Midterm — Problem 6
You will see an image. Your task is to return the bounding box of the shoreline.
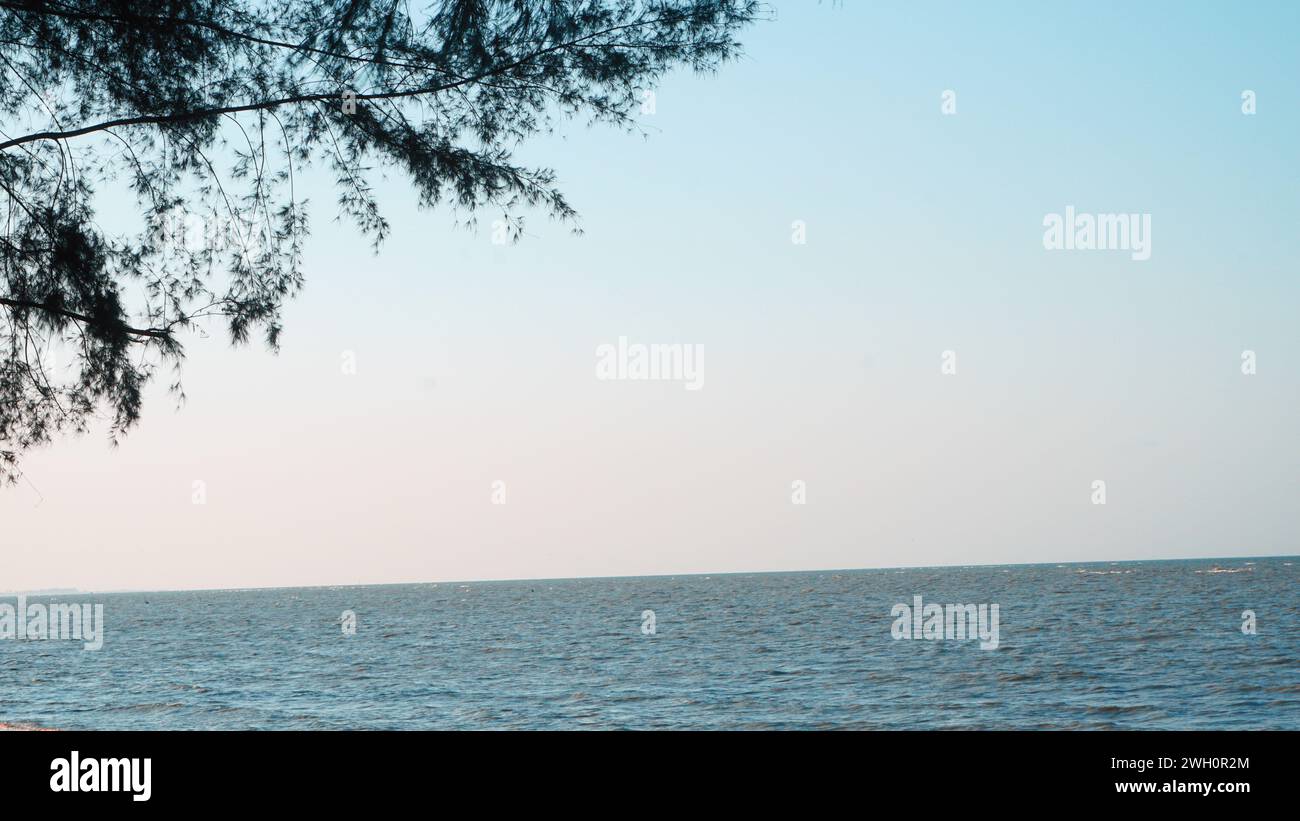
[0,722,54,731]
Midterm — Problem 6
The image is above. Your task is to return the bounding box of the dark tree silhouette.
[0,0,761,480]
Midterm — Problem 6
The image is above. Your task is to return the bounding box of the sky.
[4,1,1299,591]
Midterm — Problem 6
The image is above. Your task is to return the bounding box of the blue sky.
[4,1,1298,590]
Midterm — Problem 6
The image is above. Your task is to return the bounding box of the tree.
[0,0,761,480]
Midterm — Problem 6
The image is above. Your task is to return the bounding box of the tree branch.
[0,6,726,152]
[0,296,171,339]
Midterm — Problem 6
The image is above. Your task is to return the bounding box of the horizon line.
[6,551,1294,597]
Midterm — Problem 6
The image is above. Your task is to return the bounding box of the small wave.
[1053,669,1090,680]
[105,702,185,714]
[1085,704,1153,715]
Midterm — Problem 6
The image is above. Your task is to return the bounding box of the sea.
[1,557,1296,730]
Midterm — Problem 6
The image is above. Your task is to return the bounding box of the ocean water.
[2,558,1296,730]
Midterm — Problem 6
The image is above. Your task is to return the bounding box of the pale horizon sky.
[4,1,1299,591]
